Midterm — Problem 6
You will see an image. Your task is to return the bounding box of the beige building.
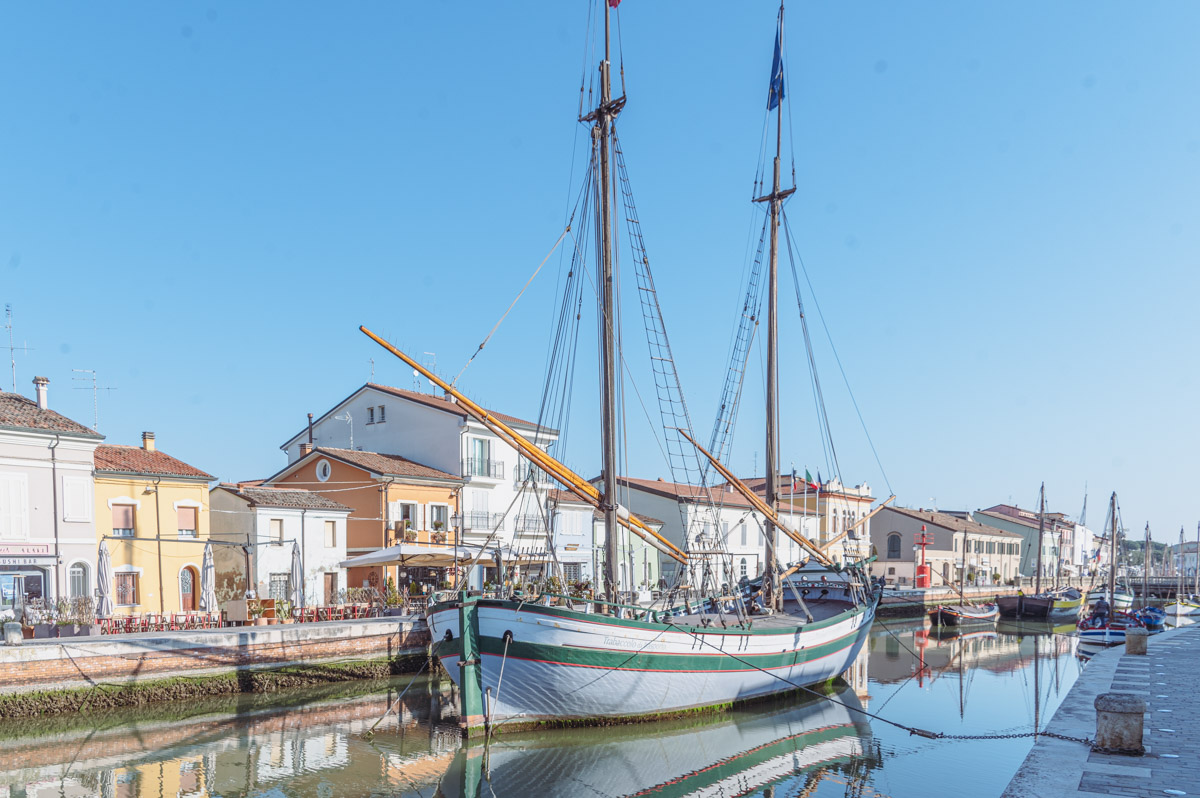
[868,506,1023,588]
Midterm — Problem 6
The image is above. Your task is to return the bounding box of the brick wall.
[0,618,432,695]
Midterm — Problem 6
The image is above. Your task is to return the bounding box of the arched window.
[739,558,748,579]
[886,533,901,559]
[68,562,90,599]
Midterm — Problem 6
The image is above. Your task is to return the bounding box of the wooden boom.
[361,326,688,564]
[678,429,834,568]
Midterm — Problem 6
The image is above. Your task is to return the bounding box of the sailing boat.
[364,1,877,734]
[1163,521,1200,615]
[1078,492,1144,645]
[997,484,1082,618]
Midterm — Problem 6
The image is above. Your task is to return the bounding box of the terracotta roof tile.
[885,506,1023,538]
[0,392,102,438]
[314,447,460,481]
[364,383,553,432]
[95,444,213,480]
[218,484,350,512]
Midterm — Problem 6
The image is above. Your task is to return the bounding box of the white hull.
[1087,590,1133,611]
[1164,600,1200,616]
[1078,628,1126,646]
[428,599,874,724]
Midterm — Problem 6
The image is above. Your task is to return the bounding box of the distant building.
[0,378,103,609]
[94,432,214,615]
[209,483,351,606]
[545,489,595,587]
[868,506,1022,587]
[1172,540,1199,582]
[277,383,557,588]
[265,446,462,593]
[974,504,1076,579]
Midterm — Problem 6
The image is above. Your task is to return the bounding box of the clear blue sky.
[3,2,1197,544]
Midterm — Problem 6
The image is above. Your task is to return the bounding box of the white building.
[209,484,351,607]
[0,378,103,610]
[546,489,595,587]
[279,383,559,589]
[592,476,822,590]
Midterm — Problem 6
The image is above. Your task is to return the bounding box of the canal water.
[0,616,1170,798]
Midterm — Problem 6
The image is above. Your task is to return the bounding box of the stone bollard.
[3,622,22,646]
[1093,693,1145,754]
[1125,628,1149,655]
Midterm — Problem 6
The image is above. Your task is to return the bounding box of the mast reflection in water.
[0,619,1090,798]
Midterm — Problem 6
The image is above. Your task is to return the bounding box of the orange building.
[266,446,462,592]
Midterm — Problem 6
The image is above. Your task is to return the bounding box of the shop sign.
[0,557,55,567]
[0,543,51,557]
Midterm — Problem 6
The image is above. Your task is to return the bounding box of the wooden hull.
[929,604,999,627]
[996,594,1052,618]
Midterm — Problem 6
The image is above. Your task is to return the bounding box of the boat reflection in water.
[439,687,879,798]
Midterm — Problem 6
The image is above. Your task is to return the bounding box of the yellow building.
[93,432,214,615]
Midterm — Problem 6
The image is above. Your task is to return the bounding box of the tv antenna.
[72,369,117,430]
[4,304,33,392]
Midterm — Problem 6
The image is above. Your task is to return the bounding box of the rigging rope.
[451,226,571,389]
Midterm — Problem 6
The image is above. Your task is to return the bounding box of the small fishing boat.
[1163,596,1200,615]
[1077,611,1144,646]
[1047,586,1084,617]
[1087,587,1133,611]
[930,603,999,627]
[1132,606,1165,631]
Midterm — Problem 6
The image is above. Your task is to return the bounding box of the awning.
[340,544,479,569]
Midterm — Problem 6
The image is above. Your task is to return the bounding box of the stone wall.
[0,618,431,695]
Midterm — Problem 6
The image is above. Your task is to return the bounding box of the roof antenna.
[72,368,116,431]
[5,304,33,392]
[369,358,375,379]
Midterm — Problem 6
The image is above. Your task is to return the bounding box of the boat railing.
[539,593,715,623]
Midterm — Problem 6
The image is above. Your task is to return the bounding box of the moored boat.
[1087,587,1133,611]
[1163,596,1200,615]
[1077,611,1143,646]
[929,603,999,627]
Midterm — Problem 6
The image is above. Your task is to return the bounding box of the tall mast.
[593,0,621,606]
[1108,493,1117,600]
[1194,521,1199,596]
[1143,523,1150,609]
[1178,526,1184,600]
[755,2,793,611]
[960,525,967,597]
[1035,483,1045,594]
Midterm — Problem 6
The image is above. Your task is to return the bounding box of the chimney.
[299,443,312,457]
[142,431,156,452]
[307,413,314,445]
[32,376,49,410]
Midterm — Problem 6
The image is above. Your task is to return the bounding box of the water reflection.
[0,617,1118,798]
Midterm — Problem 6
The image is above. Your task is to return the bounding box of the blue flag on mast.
[767,17,785,110]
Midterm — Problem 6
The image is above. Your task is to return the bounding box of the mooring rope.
[364,638,443,737]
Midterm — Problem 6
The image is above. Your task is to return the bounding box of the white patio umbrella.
[290,541,305,609]
[95,540,114,618]
[199,541,218,612]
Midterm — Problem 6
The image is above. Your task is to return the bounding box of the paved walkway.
[1003,622,1200,798]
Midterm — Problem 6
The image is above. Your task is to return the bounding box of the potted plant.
[278,600,293,624]
[249,602,268,626]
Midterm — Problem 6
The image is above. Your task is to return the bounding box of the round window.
[316,459,332,482]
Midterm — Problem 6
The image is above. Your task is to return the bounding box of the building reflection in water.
[0,617,1091,798]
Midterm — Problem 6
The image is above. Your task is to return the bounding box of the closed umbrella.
[96,541,114,618]
[290,541,305,609]
[199,541,217,612]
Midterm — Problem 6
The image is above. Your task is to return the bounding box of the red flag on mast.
[609,0,622,7]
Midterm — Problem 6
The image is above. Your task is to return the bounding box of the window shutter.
[0,475,11,540]
[177,507,198,531]
[387,501,402,523]
[62,476,91,522]
[112,504,135,530]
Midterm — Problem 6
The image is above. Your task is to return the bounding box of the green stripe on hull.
[630,724,855,798]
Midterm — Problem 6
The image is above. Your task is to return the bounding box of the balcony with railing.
[514,514,549,535]
[463,457,504,480]
[513,461,555,486]
[454,511,506,532]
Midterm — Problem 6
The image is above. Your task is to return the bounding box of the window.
[367,407,375,424]
[740,558,748,579]
[112,505,136,537]
[177,506,198,539]
[562,563,582,583]
[377,405,385,423]
[115,573,139,605]
[0,472,30,540]
[269,573,290,601]
[429,504,449,533]
[324,520,337,548]
[953,538,958,552]
[399,502,418,530]
[316,459,332,482]
[886,533,901,559]
[722,522,730,543]
[740,523,747,547]
[270,518,283,543]
[69,562,89,599]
